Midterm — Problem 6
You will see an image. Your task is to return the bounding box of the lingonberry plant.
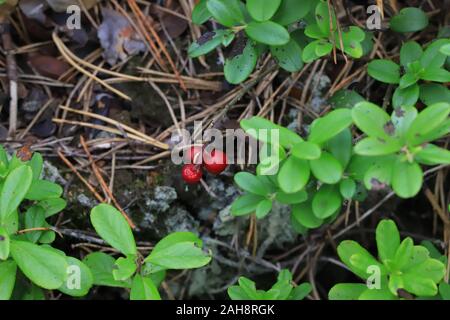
[230,101,450,232]
[329,219,446,300]
[181,146,228,184]
[84,204,212,299]
[0,146,91,299]
[188,0,371,84]
[228,269,311,300]
[368,39,450,108]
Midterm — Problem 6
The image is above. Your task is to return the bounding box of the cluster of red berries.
[181,146,228,184]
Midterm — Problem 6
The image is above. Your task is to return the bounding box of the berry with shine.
[203,149,228,174]
[182,164,202,184]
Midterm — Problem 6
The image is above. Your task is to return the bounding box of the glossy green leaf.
[245,21,290,46]
[272,0,313,25]
[339,179,356,199]
[0,227,9,260]
[234,172,270,196]
[255,199,272,219]
[421,68,450,83]
[231,194,264,216]
[10,240,67,289]
[25,180,63,201]
[0,260,16,300]
[392,84,419,108]
[192,0,212,25]
[352,102,392,139]
[224,38,257,84]
[130,274,161,300]
[277,157,310,194]
[275,190,308,204]
[0,165,32,223]
[308,109,352,144]
[292,201,323,229]
[406,102,450,146]
[415,144,450,165]
[90,204,137,256]
[271,39,303,72]
[24,206,45,243]
[246,0,281,21]
[337,240,381,280]
[419,83,450,106]
[206,0,244,27]
[367,59,400,84]
[326,128,353,168]
[376,219,400,264]
[189,30,231,58]
[291,141,321,160]
[391,159,423,198]
[315,1,336,37]
[354,137,402,156]
[83,252,130,288]
[312,184,341,219]
[400,41,423,68]
[420,39,450,69]
[39,198,67,218]
[113,255,137,281]
[390,7,428,33]
[59,257,94,297]
[310,152,343,184]
[328,283,366,300]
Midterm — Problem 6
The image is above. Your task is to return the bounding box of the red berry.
[182,164,202,184]
[203,149,228,174]
[184,145,203,164]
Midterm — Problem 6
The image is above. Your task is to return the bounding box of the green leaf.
[90,204,136,256]
[28,153,43,180]
[314,40,333,57]
[240,116,303,148]
[326,128,353,168]
[376,219,400,265]
[308,109,352,144]
[189,30,231,58]
[113,255,137,281]
[339,179,356,199]
[39,198,67,218]
[328,283,367,300]
[391,106,418,140]
[145,232,211,270]
[401,273,438,297]
[24,206,46,243]
[400,41,423,68]
[415,144,450,165]
[0,165,32,223]
[339,26,365,58]
[272,0,313,25]
[352,101,392,139]
[277,157,310,194]
[130,274,161,300]
[234,172,270,196]
[367,59,400,84]
[363,155,395,191]
[59,257,94,297]
[231,194,264,216]
[391,159,423,198]
[406,102,450,146]
[419,83,450,105]
[329,89,366,109]
[302,40,320,63]
[0,260,16,300]
[255,199,272,219]
[290,283,312,300]
[0,227,9,260]
[315,1,337,37]
[224,38,257,84]
[399,72,419,89]
[10,240,67,289]
[439,283,450,300]
[192,0,211,25]
[246,0,281,21]
[354,137,402,156]
[292,201,323,229]
[421,68,450,83]
[393,237,414,270]
[312,184,341,219]
[337,240,382,280]
[271,39,304,72]
[245,21,290,46]
[206,0,244,27]
[275,190,308,204]
[420,39,450,69]
[291,141,321,160]
[310,152,343,184]
[25,180,63,201]
[83,252,130,288]
[390,7,428,33]
[392,84,419,108]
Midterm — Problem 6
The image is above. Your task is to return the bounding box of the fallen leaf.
[28,54,71,79]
